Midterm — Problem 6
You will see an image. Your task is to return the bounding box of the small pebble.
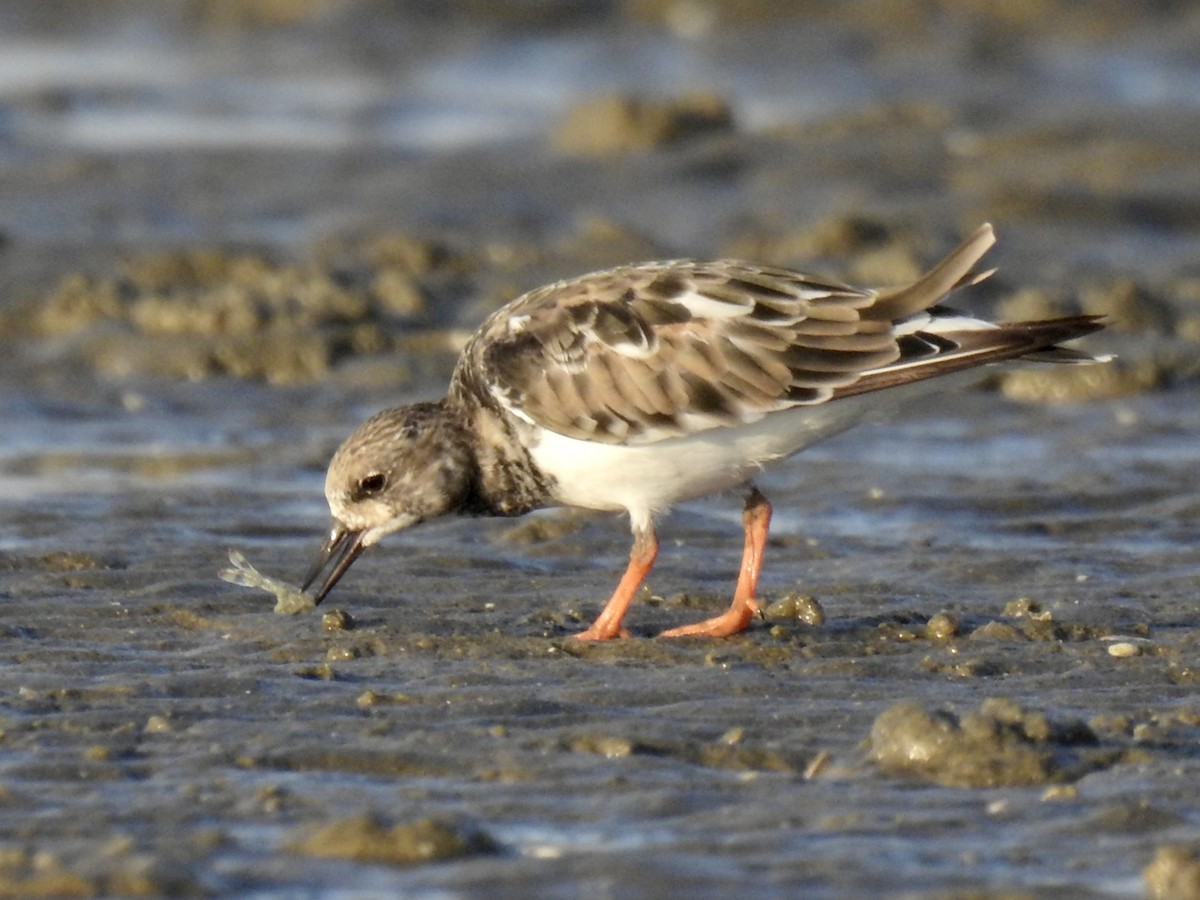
[718,727,745,746]
[1107,642,1141,658]
[764,593,825,626]
[926,612,960,641]
[322,609,354,631]
[1042,784,1078,801]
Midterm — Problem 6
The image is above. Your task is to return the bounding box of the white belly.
[526,370,987,530]
[527,397,875,529]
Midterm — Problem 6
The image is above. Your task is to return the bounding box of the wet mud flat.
[0,1,1199,896]
[1,386,1198,896]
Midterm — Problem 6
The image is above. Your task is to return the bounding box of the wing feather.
[450,226,1101,446]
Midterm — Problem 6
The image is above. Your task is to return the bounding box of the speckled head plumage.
[302,401,477,604]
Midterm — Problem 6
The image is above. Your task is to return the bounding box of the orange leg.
[573,526,659,641]
[660,487,771,638]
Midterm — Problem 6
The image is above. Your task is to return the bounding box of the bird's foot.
[571,624,632,642]
[659,599,759,639]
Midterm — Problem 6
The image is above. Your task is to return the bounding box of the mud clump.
[722,213,902,270]
[0,552,119,573]
[870,698,1101,787]
[763,593,825,627]
[287,813,499,866]
[998,357,1160,403]
[925,612,960,642]
[321,608,355,632]
[566,729,802,773]
[1144,845,1200,900]
[15,234,467,384]
[0,850,91,900]
[995,274,1200,402]
[553,92,734,157]
[0,843,204,898]
[1080,278,1177,335]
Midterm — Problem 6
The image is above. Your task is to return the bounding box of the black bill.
[302,525,366,605]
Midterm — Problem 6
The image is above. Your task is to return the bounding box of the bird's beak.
[302,524,366,605]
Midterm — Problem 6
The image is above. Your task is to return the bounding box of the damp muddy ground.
[1,2,1199,897]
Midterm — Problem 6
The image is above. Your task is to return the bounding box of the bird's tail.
[866,223,997,322]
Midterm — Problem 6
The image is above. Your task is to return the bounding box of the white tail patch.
[895,311,998,337]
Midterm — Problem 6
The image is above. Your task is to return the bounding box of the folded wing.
[457,224,1101,445]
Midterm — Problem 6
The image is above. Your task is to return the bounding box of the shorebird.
[301,223,1103,640]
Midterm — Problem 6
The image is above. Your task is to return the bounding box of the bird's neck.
[443,391,555,518]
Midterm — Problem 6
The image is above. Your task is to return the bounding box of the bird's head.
[301,402,474,604]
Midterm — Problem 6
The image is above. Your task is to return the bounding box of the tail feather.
[866,223,997,322]
[834,314,1107,400]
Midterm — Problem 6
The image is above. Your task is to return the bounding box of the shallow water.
[0,3,1198,897]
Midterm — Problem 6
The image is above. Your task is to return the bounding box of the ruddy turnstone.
[302,223,1104,640]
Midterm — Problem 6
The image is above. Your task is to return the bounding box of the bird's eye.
[355,472,388,498]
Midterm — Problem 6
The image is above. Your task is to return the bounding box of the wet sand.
[0,2,1198,896]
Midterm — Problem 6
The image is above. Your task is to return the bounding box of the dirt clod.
[870,699,1101,788]
[288,813,499,866]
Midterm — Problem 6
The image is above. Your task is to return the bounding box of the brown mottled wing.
[458,225,997,445]
[456,261,881,445]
